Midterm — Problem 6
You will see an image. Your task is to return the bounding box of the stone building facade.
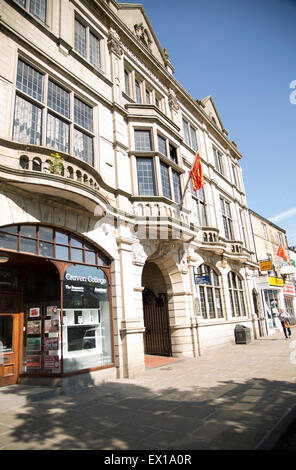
[0,0,260,387]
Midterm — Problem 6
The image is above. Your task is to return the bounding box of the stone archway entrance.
[142,262,171,357]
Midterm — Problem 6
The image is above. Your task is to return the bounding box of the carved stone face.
[134,23,152,50]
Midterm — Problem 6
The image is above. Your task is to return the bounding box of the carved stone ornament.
[178,248,188,274]
[168,88,179,112]
[132,242,147,266]
[134,23,152,51]
[216,258,229,270]
[108,28,123,57]
[149,241,176,261]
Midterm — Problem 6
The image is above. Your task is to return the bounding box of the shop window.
[62,264,112,372]
[23,264,61,375]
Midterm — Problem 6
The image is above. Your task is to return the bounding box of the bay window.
[136,158,156,196]
[13,59,94,166]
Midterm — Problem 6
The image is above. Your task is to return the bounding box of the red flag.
[277,244,291,265]
[190,152,205,191]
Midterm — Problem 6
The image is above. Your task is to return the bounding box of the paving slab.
[0,330,296,450]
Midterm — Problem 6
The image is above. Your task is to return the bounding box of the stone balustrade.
[19,153,100,190]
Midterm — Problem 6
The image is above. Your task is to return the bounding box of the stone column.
[116,236,145,378]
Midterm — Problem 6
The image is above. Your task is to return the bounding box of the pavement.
[1,329,296,451]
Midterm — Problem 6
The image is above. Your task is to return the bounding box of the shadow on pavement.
[1,375,296,450]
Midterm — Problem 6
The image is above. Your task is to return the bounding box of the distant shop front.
[255,275,284,335]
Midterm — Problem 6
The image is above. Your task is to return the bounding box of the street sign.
[194,274,210,285]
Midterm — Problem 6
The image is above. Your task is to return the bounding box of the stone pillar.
[116,236,145,378]
[216,259,232,320]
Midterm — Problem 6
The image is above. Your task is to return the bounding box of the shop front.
[0,224,114,387]
[283,283,296,325]
[255,275,284,335]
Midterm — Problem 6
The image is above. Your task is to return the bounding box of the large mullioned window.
[194,264,223,319]
[74,19,102,71]
[13,59,94,166]
[228,272,246,317]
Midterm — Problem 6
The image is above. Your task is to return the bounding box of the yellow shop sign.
[268,276,284,287]
[260,260,273,271]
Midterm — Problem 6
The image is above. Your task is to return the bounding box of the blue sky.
[120,0,296,245]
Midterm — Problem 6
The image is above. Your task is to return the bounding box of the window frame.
[190,180,208,226]
[194,264,224,320]
[14,0,47,24]
[0,224,110,266]
[220,197,234,240]
[182,118,198,151]
[262,223,268,240]
[136,157,156,196]
[213,146,224,175]
[228,271,246,317]
[157,134,181,202]
[74,17,103,72]
[13,58,95,166]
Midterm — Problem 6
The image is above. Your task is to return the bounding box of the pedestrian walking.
[278,308,292,339]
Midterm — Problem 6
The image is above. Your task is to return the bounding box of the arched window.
[0,224,110,267]
[228,271,246,317]
[194,264,223,319]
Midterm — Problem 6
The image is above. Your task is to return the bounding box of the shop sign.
[260,260,273,271]
[283,284,295,297]
[65,273,107,285]
[194,274,211,285]
[268,276,284,287]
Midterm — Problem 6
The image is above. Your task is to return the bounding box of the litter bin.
[234,324,251,344]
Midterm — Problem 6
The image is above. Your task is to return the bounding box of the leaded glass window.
[136,158,155,196]
[135,130,152,151]
[194,264,223,319]
[228,272,246,317]
[160,162,171,199]
[13,96,42,145]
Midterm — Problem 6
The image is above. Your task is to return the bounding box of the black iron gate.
[142,288,171,356]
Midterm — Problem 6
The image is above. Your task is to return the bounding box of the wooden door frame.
[0,311,24,386]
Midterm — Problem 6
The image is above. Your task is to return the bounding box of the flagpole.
[179,172,191,208]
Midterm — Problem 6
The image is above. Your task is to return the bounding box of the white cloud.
[269,207,296,223]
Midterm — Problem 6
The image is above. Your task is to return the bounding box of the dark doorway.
[142,262,171,357]
[142,288,171,356]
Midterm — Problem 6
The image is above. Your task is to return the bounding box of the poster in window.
[27,355,41,368]
[44,355,59,370]
[27,321,41,335]
[29,307,40,318]
[74,310,83,324]
[44,337,59,351]
[27,337,41,351]
[47,306,57,316]
[44,319,59,333]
